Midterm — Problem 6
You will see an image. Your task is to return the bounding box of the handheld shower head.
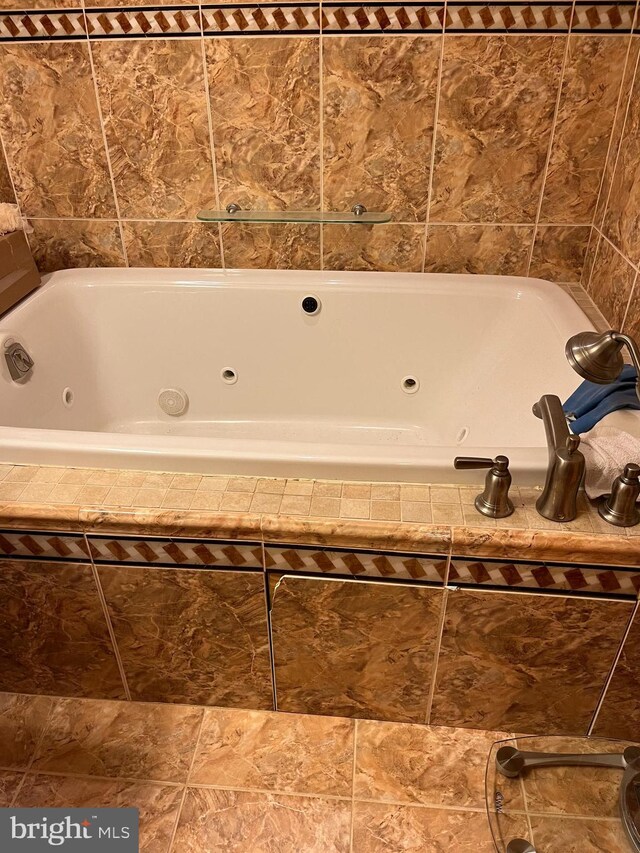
[565,330,640,401]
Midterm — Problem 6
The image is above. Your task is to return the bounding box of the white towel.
[578,412,640,497]
[0,203,30,236]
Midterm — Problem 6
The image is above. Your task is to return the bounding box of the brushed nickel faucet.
[532,394,585,522]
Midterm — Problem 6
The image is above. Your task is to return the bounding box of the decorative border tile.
[86,535,263,568]
[449,557,640,598]
[0,0,633,40]
[321,2,444,32]
[444,1,572,31]
[0,530,90,561]
[85,6,202,38]
[202,3,320,33]
[264,543,448,581]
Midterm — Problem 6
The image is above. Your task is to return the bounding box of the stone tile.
[371,501,401,522]
[124,221,221,269]
[355,720,513,809]
[271,575,443,722]
[191,708,354,796]
[32,698,203,782]
[222,223,321,270]
[93,40,216,219]
[283,480,314,496]
[0,560,125,700]
[250,493,283,513]
[528,814,630,852]
[530,226,590,282]
[541,36,628,224]
[98,566,272,707]
[401,502,432,523]
[0,43,115,217]
[0,771,23,807]
[280,496,312,516]
[432,36,563,222]
[586,236,636,327]
[340,499,370,519]
[0,694,53,770]
[352,802,495,852]
[323,36,439,221]
[174,787,351,853]
[17,774,183,853]
[593,607,640,741]
[206,37,320,211]
[370,484,400,501]
[29,220,125,274]
[310,497,341,517]
[431,589,633,734]
[424,225,533,276]
[323,224,425,273]
[0,144,14,204]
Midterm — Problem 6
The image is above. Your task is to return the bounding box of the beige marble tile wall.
[0,2,636,279]
[583,24,640,337]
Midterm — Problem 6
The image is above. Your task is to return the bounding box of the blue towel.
[563,365,640,434]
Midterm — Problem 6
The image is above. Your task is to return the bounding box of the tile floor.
[0,692,633,852]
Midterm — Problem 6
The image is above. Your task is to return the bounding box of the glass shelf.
[197,205,391,224]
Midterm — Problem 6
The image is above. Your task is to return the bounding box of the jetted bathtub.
[0,268,593,484]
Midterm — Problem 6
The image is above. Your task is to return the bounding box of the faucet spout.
[532,394,585,522]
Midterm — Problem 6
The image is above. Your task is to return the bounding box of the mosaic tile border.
[86,535,264,568]
[264,543,448,581]
[0,529,90,562]
[449,556,640,598]
[0,0,635,40]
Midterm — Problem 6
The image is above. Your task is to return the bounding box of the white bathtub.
[0,268,593,485]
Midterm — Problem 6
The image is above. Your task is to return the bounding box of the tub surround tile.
[202,4,321,34]
[430,589,633,734]
[593,605,640,741]
[352,802,495,853]
[623,283,640,341]
[322,224,425,273]
[321,3,444,32]
[79,508,263,539]
[0,0,80,7]
[540,36,628,224]
[93,40,216,220]
[31,697,203,782]
[431,36,564,223]
[586,235,637,328]
[190,707,354,795]
[16,774,183,853]
[174,787,351,853]
[0,146,14,204]
[206,38,320,212]
[323,36,439,221]
[0,503,82,532]
[0,530,90,562]
[28,219,125,274]
[424,224,533,276]
[354,720,512,809]
[271,575,443,722]
[0,560,126,700]
[264,543,447,582]
[123,221,221,269]
[0,44,115,218]
[97,565,272,707]
[0,694,53,770]
[530,226,590,281]
[222,223,321,270]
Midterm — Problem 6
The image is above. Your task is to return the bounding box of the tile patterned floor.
[0,692,633,852]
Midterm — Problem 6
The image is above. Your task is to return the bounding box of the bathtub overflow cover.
[302,295,320,315]
[402,376,419,394]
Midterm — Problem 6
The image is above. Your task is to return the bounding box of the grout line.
[8,697,58,808]
[349,718,358,853]
[82,1,129,268]
[319,3,325,270]
[621,270,639,331]
[198,3,226,269]
[588,10,639,234]
[263,570,279,711]
[525,14,575,276]
[597,227,640,274]
[420,5,446,273]
[423,585,448,725]
[90,557,132,701]
[166,708,206,853]
[16,768,186,787]
[587,597,638,736]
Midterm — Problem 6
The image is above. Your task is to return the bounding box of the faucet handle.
[453,455,514,518]
[454,455,509,471]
